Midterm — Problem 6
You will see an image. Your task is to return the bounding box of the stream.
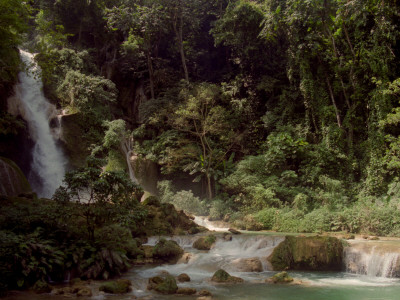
[5,231,400,300]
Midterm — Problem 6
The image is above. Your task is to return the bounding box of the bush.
[209,199,227,220]
[254,208,277,230]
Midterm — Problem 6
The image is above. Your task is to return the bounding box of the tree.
[169,83,237,199]
[53,157,143,240]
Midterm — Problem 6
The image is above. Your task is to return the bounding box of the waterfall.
[344,241,400,277]
[15,50,66,198]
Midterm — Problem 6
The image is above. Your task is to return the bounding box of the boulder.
[199,290,212,296]
[193,235,216,250]
[177,273,191,282]
[76,287,92,297]
[147,273,178,294]
[228,228,240,234]
[268,236,343,271]
[176,287,197,295]
[223,233,232,241]
[99,279,132,294]
[211,269,244,283]
[152,238,184,263]
[32,280,51,294]
[231,257,263,272]
[266,271,294,284]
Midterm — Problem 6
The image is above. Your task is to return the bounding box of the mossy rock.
[142,195,161,207]
[32,280,51,294]
[266,271,294,284]
[177,273,191,282]
[211,269,244,283]
[0,157,31,197]
[268,236,343,271]
[99,279,132,294]
[148,274,178,294]
[152,238,184,262]
[176,287,196,295]
[193,235,216,250]
[59,113,90,168]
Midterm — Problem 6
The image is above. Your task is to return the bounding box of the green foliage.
[0,0,29,88]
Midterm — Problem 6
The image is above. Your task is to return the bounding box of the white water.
[15,50,66,198]
[194,216,231,232]
[344,241,400,277]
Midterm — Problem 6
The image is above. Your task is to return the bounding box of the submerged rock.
[266,271,294,284]
[231,257,263,272]
[99,279,132,294]
[193,235,216,250]
[32,280,51,294]
[177,273,191,282]
[199,290,212,296]
[176,287,196,295]
[211,269,244,283]
[268,236,343,271]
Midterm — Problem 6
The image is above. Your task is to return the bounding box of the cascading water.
[344,241,400,277]
[14,50,66,198]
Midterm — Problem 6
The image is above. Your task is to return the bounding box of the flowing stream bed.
[5,232,400,300]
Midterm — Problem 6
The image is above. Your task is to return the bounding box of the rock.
[142,195,161,207]
[177,273,191,282]
[76,287,92,297]
[228,228,240,234]
[199,290,212,296]
[266,271,294,284]
[268,236,343,271]
[369,236,380,240]
[52,287,73,295]
[231,257,263,272]
[177,253,192,264]
[148,273,178,294]
[32,280,51,294]
[152,238,184,263]
[211,269,244,283]
[197,297,213,300]
[343,234,355,240]
[223,233,232,241]
[176,288,197,295]
[193,235,216,250]
[99,279,132,294]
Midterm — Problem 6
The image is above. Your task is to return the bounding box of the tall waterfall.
[15,50,66,198]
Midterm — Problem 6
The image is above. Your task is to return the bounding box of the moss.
[268,236,343,271]
[99,279,131,294]
[32,280,51,294]
[142,196,161,207]
[154,274,178,294]
[104,150,127,172]
[193,235,216,250]
[152,238,184,262]
[59,113,90,168]
[267,271,294,284]
[211,269,244,283]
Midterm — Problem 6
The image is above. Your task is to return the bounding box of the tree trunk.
[325,77,342,128]
[146,50,155,99]
[173,0,189,81]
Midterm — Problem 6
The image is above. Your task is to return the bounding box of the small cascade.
[345,241,400,277]
[193,216,230,232]
[144,234,284,278]
[13,50,66,198]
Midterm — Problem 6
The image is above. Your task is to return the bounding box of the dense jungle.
[2,0,400,298]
